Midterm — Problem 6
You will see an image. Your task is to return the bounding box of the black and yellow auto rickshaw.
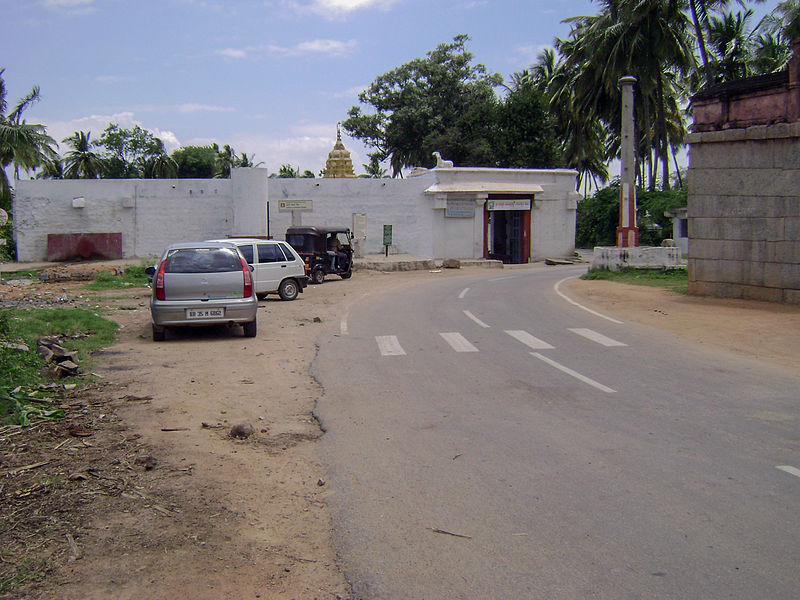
[285,226,353,284]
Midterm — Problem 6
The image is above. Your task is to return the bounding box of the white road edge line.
[463,310,490,328]
[554,276,624,324]
[458,287,470,299]
[440,332,479,353]
[776,465,800,479]
[531,352,617,393]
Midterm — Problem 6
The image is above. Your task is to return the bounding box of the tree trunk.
[691,0,714,86]
[657,74,670,191]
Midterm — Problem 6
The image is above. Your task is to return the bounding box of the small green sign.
[383,224,393,246]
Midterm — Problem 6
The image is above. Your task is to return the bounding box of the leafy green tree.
[493,78,561,168]
[94,123,168,178]
[62,131,104,179]
[171,145,217,178]
[575,182,687,247]
[301,170,315,178]
[0,68,58,209]
[343,34,502,176]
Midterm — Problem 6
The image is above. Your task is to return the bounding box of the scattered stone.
[1,341,29,353]
[230,423,255,439]
[135,455,158,470]
[313,316,322,323]
[68,424,92,437]
[52,360,80,378]
[317,478,326,487]
[442,258,461,269]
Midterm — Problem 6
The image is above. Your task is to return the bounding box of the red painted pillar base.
[616,226,639,248]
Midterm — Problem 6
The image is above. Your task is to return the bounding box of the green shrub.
[576,183,687,248]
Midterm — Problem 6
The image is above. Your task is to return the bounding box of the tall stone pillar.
[617,75,639,247]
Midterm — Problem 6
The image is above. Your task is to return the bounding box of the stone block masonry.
[686,125,800,303]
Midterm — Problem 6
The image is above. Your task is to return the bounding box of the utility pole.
[617,75,639,247]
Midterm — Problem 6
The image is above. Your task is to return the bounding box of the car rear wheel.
[152,323,166,341]
[311,268,325,285]
[242,319,257,337]
[278,279,299,301]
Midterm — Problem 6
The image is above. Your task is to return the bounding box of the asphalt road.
[314,265,800,600]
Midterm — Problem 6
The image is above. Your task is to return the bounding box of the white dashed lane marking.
[440,332,479,353]
[569,328,627,347]
[375,336,406,356]
[505,330,555,350]
[458,287,470,299]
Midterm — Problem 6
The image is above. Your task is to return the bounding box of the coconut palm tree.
[63,131,104,179]
[35,157,64,179]
[707,9,758,80]
[143,152,178,178]
[0,69,58,208]
[560,0,695,190]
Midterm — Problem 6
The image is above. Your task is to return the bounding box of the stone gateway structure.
[686,39,800,304]
[12,164,580,264]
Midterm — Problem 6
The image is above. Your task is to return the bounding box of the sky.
[1,0,781,178]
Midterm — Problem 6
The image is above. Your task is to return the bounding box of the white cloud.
[41,0,96,15]
[290,0,399,20]
[39,112,182,153]
[513,44,551,68]
[134,103,237,114]
[216,48,248,59]
[217,39,357,60]
[292,39,357,56]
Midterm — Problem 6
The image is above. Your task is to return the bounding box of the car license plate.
[186,308,224,319]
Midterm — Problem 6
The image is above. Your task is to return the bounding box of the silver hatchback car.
[146,242,258,341]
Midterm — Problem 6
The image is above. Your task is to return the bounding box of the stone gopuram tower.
[323,124,356,178]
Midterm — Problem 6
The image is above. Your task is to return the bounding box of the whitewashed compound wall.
[13,167,578,262]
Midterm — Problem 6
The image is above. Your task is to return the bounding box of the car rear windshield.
[164,248,242,273]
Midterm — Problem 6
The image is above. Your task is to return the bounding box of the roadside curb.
[353,258,503,272]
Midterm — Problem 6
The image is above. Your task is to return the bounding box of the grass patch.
[83,264,150,291]
[0,308,118,425]
[582,267,688,295]
[0,270,40,281]
[0,557,49,593]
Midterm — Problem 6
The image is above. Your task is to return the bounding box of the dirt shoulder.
[562,277,800,374]
[1,268,456,600]
[2,265,798,599]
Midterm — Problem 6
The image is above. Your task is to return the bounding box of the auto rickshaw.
[285,226,353,284]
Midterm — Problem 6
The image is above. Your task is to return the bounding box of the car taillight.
[155,260,167,301]
[240,257,253,297]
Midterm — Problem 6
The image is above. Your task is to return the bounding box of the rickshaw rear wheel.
[311,268,325,284]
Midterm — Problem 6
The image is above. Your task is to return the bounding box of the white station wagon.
[205,238,309,301]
